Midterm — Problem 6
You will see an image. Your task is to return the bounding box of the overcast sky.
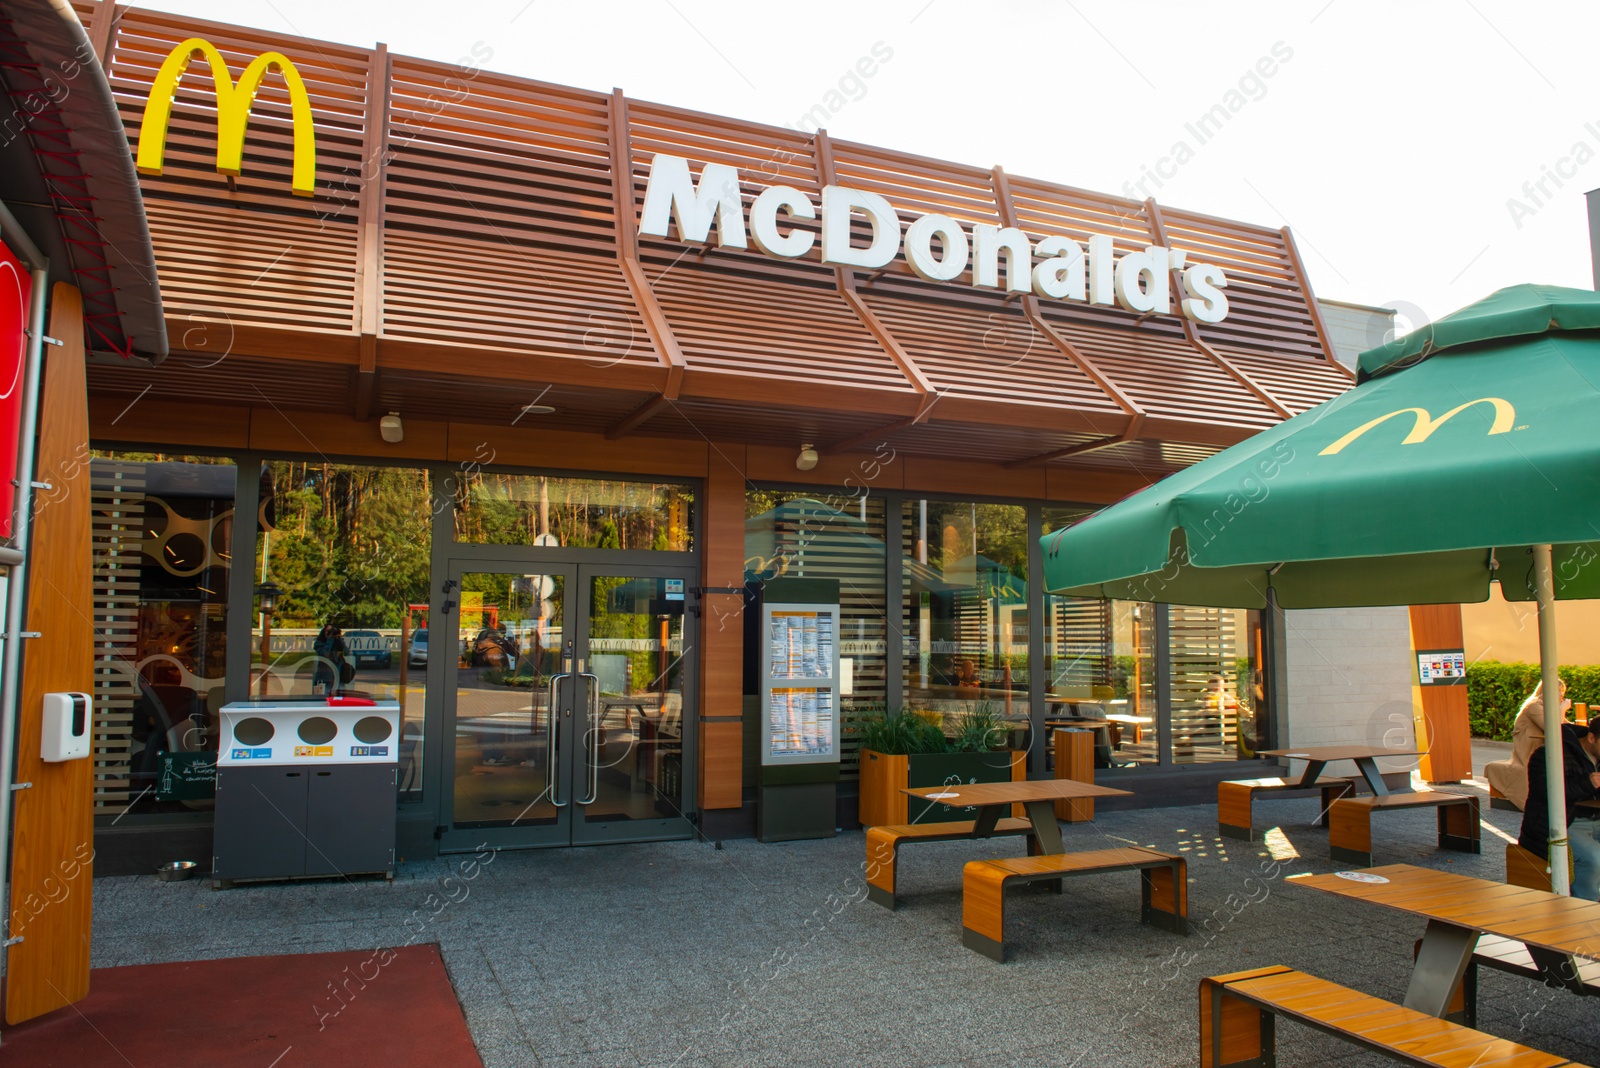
[129,0,1600,337]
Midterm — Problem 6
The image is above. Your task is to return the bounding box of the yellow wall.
[1461,586,1600,665]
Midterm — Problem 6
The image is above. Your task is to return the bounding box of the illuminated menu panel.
[760,604,840,765]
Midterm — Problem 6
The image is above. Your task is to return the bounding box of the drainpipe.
[0,260,49,968]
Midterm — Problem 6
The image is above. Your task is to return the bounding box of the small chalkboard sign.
[156,751,217,801]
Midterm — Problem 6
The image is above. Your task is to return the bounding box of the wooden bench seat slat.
[1202,967,1590,1068]
[979,846,1167,876]
[866,818,1036,910]
[962,846,1187,961]
[1329,791,1480,867]
[1218,775,1355,841]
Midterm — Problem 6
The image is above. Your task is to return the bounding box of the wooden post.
[7,284,94,1024]
[1053,728,1094,822]
[1408,604,1472,783]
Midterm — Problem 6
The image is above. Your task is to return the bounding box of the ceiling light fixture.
[795,444,819,471]
[379,412,403,443]
[520,403,556,415]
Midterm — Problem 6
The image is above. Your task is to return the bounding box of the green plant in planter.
[851,706,949,754]
[948,702,1009,753]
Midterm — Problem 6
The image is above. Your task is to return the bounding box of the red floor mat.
[0,944,483,1067]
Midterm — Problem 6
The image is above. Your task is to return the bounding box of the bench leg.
[1327,799,1372,867]
[865,828,897,910]
[1317,782,1354,827]
[961,862,1008,963]
[1141,860,1189,935]
[1201,981,1276,1068]
[1437,797,1481,855]
[1217,782,1256,842]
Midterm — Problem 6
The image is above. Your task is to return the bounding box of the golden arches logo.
[1319,398,1515,456]
[136,37,316,197]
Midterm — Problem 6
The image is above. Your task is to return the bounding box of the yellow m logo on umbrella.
[1319,398,1516,455]
[136,37,316,197]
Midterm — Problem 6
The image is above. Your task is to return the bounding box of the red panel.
[0,241,33,539]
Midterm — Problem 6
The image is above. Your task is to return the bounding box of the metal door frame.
[438,557,579,853]
[437,556,698,852]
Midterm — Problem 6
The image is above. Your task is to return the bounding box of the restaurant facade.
[75,2,1377,870]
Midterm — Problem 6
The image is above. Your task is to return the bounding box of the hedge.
[1467,662,1600,740]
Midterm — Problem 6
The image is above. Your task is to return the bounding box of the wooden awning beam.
[610,88,686,402]
[1280,224,1357,382]
[606,393,672,439]
[1145,197,1292,419]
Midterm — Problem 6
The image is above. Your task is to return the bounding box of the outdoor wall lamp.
[795,444,819,471]
[380,411,404,443]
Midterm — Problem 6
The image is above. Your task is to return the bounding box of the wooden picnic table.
[904,778,1131,855]
[1290,862,1600,1019]
[1257,744,1423,797]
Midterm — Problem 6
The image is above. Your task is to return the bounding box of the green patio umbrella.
[1041,284,1600,894]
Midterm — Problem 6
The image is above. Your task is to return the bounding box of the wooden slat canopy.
[79,0,1354,475]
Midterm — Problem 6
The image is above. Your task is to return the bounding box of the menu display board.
[760,604,841,765]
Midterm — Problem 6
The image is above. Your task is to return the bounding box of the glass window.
[90,452,235,816]
[1043,506,1158,766]
[746,492,886,779]
[454,474,693,551]
[901,500,1029,724]
[1042,506,1263,767]
[254,461,432,800]
[1169,605,1266,764]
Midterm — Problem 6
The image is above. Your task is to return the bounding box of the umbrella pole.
[1533,544,1572,896]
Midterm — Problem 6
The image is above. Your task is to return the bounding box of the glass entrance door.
[441,562,694,850]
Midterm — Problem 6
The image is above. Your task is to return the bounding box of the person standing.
[1520,718,1600,900]
[312,623,347,696]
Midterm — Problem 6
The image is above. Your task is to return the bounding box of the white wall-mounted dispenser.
[41,691,91,762]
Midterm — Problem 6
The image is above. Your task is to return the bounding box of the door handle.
[546,671,570,808]
[576,672,600,806]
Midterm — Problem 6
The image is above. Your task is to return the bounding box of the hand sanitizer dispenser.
[41,692,91,762]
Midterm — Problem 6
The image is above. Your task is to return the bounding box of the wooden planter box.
[858,748,1024,827]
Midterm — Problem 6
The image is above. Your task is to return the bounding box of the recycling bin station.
[212,696,400,887]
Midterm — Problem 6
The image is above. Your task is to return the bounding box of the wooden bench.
[961,846,1186,961]
[1488,781,1521,811]
[1506,840,1566,891]
[1217,776,1356,841]
[1327,790,1480,867]
[866,818,1037,909]
[1201,964,1595,1067]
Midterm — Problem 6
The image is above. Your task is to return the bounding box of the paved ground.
[90,759,1600,1068]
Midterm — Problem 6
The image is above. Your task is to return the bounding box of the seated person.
[1486,679,1570,810]
[1519,718,1600,900]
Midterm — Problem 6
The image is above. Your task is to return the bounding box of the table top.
[903,779,1132,806]
[1258,745,1423,761]
[1290,864,1600,961]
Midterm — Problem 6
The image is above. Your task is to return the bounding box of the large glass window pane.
[90,452,235,817]
[746,493,885,779]
[1042,506,1154,765]
[900,500,1028,722]
[1169,605,1264,764]
[454,474,693,551]
[254,462,432,800]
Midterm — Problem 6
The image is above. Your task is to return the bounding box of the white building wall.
[1282,605,1418,781]
[1317,299,1397,371]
